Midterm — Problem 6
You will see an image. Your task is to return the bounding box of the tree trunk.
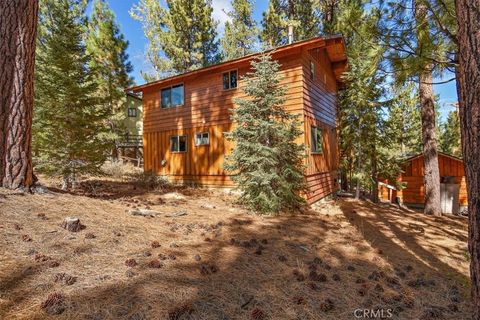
[371,149,379,203]
[355,148,362,199]
[414,0,441,216]
[454,1,480,318]
[0,1,38,191]
[419,70,441,216]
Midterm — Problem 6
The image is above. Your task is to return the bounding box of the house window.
[223,70,237,90]
[170,135,187,152]
[161,84,184,108]
[311,126,323,154]
[310,61,314,80]
[195,132,209,146]
[127,108,137,117]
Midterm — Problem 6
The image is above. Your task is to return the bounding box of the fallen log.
[127,209,162,217]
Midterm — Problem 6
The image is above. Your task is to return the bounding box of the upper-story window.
[127,108,137,117]
[161,84,184,108]
[223,70,237,90]
[311,126,323,154]
[310,61,314,80]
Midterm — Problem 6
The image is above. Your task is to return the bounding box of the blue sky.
[102,0,458,120]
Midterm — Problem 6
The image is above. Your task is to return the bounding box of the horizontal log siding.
[142,52,306,187]
[302,48,339,203]
[142,54,303,133]
[141,47,341,201]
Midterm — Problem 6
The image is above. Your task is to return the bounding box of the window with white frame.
[223,70,238,90]
[195,132,209,146]
[311,126,323,153]
[170,135,187,152]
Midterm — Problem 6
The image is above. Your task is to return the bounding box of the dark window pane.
[316,128,323,153]
[179,135,187,151]
[310,61,314,80]
[161,88,171,108]
[171,85,184,106]
[230,70,237,88]
[196,133,209,145]
[170,136,178,152]
[128,108,137,117]
[311,127,317,152]
[223,72,230,90]
[202,133,209,145]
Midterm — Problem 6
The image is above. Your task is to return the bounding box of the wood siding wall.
[142,51,305,186]
[301,48,339,203]
[379,154,468,206]
[141,46,340,203]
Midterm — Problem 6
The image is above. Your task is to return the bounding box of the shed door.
[440,183,460,214]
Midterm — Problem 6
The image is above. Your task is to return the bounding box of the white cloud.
[211,0,233,35]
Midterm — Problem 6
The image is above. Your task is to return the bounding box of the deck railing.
[116,134,143,147]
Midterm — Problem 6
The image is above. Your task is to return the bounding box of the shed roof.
[402,152,463,164]
[126,35,347,93]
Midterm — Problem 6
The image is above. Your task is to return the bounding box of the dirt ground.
[0,177,472,320]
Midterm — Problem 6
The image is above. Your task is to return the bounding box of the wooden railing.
[116,134,142,147]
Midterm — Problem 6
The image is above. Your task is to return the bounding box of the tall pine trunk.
[0,1,38,191]
[419,69,441,215]
[454,1,480,317]
[355,147,362,199]
[414,0,441,216]
[371,148,379,203]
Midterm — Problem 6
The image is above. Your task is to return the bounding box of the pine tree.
[380,0,457,215]
[225,54,306,213]
[33,0,109,189]
[220,0,258,60]
[334,1,403,201]
[87,0,134,154]
[385,83,422,156]
[260,0,286,47]
[131,0,219,80]
[290,0,319,41]
[455,1,480,316]
[318,0,340,34]
[260,0,319,48]
[0,0,38,190]
[439,110,461,157]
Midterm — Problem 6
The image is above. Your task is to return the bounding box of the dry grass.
[0,177,472,319]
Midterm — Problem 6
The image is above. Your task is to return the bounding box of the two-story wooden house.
[127,36,347,204]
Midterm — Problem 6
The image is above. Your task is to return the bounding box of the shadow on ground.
[0,191,471,320]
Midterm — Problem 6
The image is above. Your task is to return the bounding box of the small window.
[310,61,314,80]
[311,126,323,153]
[161,84,184,108]
[195,132,209,146]
[223,70,237,90]
[127,108,137,117]
[170,135,187,152]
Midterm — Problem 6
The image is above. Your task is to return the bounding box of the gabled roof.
[402,152,463,163]
[126,35,347,93]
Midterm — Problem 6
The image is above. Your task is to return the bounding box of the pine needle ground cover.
[0,176,471,319]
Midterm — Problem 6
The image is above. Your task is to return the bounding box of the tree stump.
[61,217,84,232]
